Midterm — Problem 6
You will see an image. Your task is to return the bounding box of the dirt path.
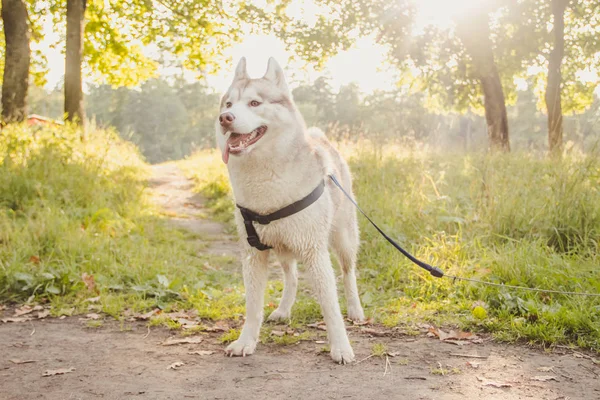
[1,164,598,400]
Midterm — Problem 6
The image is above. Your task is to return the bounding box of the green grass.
[2,126,598,352]
[181,145,600,352]
[0,124,244,319]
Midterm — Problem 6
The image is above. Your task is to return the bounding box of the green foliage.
[183,142,600,351]
[84,79,220,163]
[0,124,243,319]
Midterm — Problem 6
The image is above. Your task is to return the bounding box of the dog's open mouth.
[222,126,267,164]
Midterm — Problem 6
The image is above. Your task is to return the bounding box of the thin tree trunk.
[546,0,567,156]
[64,0,86,126]
[1,0,31,124]
[457,14,510,152]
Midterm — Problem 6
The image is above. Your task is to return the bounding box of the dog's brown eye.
[249,100,261,107]
[226,102,232,108]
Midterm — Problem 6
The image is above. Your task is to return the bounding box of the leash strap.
[237,180,326,251]
[328,174,444,278]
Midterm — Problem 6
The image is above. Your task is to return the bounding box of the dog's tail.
[307,127,326,139]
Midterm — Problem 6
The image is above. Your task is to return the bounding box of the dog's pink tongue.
[222,145,230,164]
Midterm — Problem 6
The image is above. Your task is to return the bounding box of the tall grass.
[0,125,241,317]
[183,144,600,350]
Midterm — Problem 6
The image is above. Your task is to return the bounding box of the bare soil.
[1,163,598,400]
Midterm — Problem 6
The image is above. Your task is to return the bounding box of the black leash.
[330,174,600,297]
[329,175,444,278]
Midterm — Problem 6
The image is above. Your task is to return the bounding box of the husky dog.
[215,57,364,364]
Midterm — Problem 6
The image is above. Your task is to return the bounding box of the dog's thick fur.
[215,57,364,364]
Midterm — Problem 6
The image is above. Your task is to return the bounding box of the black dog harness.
[236,180,325,251]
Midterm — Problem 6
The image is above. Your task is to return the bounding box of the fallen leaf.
[162,336,203,346]
[1,317,33,323]
[204,322,229,332]
[466,361,480,369]
[177,318,198,327]
[351,318,374,326]
[37,310,50,319]
[481,380,512,388]
[32,305,44,311]
[135,309,160,320]
[42,367,75,377]
[85,313,101,320]
[81,273,97,293]
[531,375,559,382]
[188,350,214,356]
[167,362,184,370]
[429,327,479,342]
[271,330,286,337]
[361,327,387,337]
[0,304,7,311]
[387,351,402,357]
[537,366,555,372]
[307,323,327,331]
[443,340,469,346]
[164,311,192,319]
[14,305,34,317]
[9,359,37,364]
[29,255,41,265]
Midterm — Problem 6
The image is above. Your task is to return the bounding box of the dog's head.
[216,57,303,164]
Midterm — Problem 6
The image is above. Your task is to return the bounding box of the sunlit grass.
[182,142,600,351]
[0,124,244,319]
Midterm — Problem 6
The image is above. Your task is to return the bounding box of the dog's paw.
[225,338,257,357]
[267,308,291,321]
[330,344,355,365]
[346,306,365,323]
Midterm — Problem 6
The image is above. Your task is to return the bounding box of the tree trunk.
[457,14,510,152]
[1,0,31,124]
[545,0,567,156]
[64,0,86,126]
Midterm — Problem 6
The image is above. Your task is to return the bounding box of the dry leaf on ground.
[537,366,555,372]
[81,273,97,293]
[135,309,160,320]
[42,367,75,377]
[9,359,36,364]
[307,322,327,331]
[360,327,387,337]
[29,256,41,265]
[14,306,34,317]
[167,362,184,370]
[531,375,559,382]
[466,361,481,369]
[162,336,203,346]
[2,317,33,323]
[429,327,480,343]
[480,380,513,388]
[271,330,286,337]
[351,318,374,326]
[188,350,214,356]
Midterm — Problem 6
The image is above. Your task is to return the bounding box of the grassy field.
[0,125,244,321]
[182,143,600,351]
[1,125,598,351]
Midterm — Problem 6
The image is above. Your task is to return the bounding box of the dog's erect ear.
[263,57,289,92]
[233,57,249,82]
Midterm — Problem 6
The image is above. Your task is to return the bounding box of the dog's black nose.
[219,112,235,127]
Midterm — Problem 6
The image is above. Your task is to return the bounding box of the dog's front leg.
[225,249,269,357]
[304,247,355,364]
